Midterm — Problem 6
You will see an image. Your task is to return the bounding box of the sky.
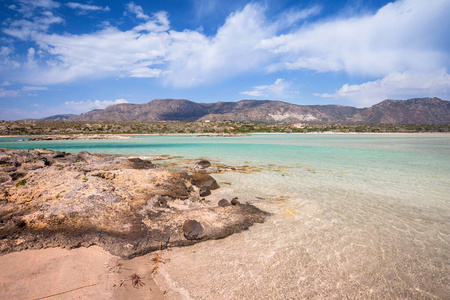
[0,0,449,120]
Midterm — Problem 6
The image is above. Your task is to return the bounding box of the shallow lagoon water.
[1,134,449,298]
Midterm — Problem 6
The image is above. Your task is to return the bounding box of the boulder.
[125,158,157,169]
[199,186,211,197]
[218,199,231,207]
[76,151,92,162]
[190,173,220,190]
[183,220,204,240]
[53,151,66,158]
[231,197,240,205]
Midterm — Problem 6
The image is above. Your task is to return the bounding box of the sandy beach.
[0,246,165,300]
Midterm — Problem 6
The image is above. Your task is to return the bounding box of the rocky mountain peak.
[68,97,450,124]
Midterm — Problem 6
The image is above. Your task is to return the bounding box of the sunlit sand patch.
[282,207,297,218]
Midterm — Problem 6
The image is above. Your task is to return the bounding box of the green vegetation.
[15,179,27,187]
[0,120,448,136]
[82,177,88,182]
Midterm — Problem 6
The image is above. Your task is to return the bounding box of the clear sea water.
[1,134,449,299]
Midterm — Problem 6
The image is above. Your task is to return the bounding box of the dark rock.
[190,173,220,190]
[126,158,157,169]
[197,160,211,168]
[154,197,170,208]
[199,186,211,197]
[42,157,52,166]
[0,174,11,184]
[0,155,10,164]
[0,221,19,238]
[53,151,65,158]
[218,199,231,207]
[231,197,240,205]
[9,172,25,180]
[183,219,204,240]
[76,151,92,162]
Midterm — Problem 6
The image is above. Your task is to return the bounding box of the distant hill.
[68,97,450,124]
[39,114,77,121]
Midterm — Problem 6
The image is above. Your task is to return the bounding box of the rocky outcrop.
[0,148,268,258]
[68,97,450,124]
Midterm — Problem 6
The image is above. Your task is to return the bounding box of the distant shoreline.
[1,132,449,139]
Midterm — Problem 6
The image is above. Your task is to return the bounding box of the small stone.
[183,219,204,240]
[154,197,169,208]
[218,199,231,207]
[197,160,211,168]
[199,186,211,197]
[231,198,240,205]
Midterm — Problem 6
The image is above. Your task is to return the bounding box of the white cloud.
[3,11,64,40]
[317,70,450,107]
[164,3,275,87]
[0,88,20,97]
[0,46,13,57]
[0,0,449,104]
[0,85,48,97]
[240,78,291,98]
[132,11,170,32]
[66,2,110,12]
[9,0,61,17]
[65,99,129,112]
[260,0,450,77]
[128,66,166,78]
[274,6,321,31]
[126,2,150,20]
[22,86,48,91]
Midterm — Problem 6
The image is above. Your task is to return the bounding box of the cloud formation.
[1,0,449,106]
[66,2,110,12]
[317,70,450,107]
[65,99,129,112]
[125,2,151,20]
[240,79,292,98]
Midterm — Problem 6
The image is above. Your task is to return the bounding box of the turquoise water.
[1,133,449,298]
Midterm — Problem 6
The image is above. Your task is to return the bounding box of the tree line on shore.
[1,120,448,136]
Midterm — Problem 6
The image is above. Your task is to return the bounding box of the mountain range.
[67,97,449,124]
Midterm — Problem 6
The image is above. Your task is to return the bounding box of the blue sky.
[0,0,449,120]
